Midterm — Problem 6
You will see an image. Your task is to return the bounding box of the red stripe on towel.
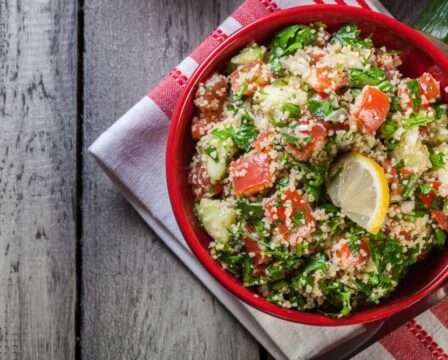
[431,300,448,329]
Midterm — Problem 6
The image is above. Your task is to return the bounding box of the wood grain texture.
[81,0,259,359]
[0,0,78,359]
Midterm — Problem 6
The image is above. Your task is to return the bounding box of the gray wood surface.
[81,1,259,359]
[0,0,78,359]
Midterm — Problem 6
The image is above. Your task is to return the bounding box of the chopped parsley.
[349,67,386,88]
[330,23,373,48]
[407,79,421,110]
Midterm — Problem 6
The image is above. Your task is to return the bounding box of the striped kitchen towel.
[89,1,448,359]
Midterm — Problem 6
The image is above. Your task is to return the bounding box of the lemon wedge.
[327,153,389,234]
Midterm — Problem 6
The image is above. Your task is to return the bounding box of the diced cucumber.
[392,128,431,173]
[200,124,235,182]
[231,44,266,66]
[253,81,307,127]
[197,199,236,243]
[206,148,228,182]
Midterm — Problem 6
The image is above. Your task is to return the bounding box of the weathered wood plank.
[81,0,259,359]
[0,0,78,359]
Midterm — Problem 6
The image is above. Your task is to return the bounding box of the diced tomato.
[420,181,440,208]
[336,238,370,269]
[398,73,440,112]
[352,86,390,134]
[309,52,324,65]
[242,225,271,277]
[382,160,413,198]
[191,113,220,140]
[416,181,448,233]
[419,72,440,104]
[189,164,223,198]
[252,130,274,152]
[432,210,448,232]
[230,152,273,197]
[311,92,330,101]
[230,60,271,96]
[322,121,350,132]
[286,121,327,161]
[306,66,348,93]
[264,189,315,247]
[194,73,228,114]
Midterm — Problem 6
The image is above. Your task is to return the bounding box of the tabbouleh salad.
[188,22,448,317]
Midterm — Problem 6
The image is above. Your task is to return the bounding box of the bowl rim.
[166,4,448,326]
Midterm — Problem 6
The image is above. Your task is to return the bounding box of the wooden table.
[0,1,434,359]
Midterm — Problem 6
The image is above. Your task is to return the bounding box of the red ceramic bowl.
[166,5,448,325]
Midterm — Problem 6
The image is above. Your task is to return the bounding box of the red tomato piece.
[322,121,350,132]
[307,66,348,93]
[309,52,324,65]
[230,60,271,96]
[242,225,270,277]
[420,181,440,208]
[264,189,315,247]
[252,130,274,153]
[189,164,223,198]
[286,121,327,161]
[194,73,228,114]
[337,238,370,269]
[398,73,440,112]
[432,210,448,232]
[230,152,273,197]
[191,113,221,140]
[352,86,390,134]
[419,72,440,104]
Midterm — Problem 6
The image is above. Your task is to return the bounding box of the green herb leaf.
[205,146,219,162]
[435,227,447,246]
[330,23,373,48]
[389,95,401,112]
[435,105,446,119]
[431,196,444,210]
[282,133,313,148]
[419,183,435,195]
[292,208,305,227]
[235,82,248,100]
[236,198,264,221]
[349,67,386,88]
[230,124,258,152]
[211,127,232,141]
[348,234,361,255]
[381,118,398,138]
[402,111,435,129]
[338,290,352,317]
[281,103,302,118]
[402,173,418,200]
[329,166,344,182]
[429,149,446,170]
[269,25,316,71]
[377,81,394,92]
[307,99,334,119]
[407,79,421,110]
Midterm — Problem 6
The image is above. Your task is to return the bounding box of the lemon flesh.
[327,153,390,234]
